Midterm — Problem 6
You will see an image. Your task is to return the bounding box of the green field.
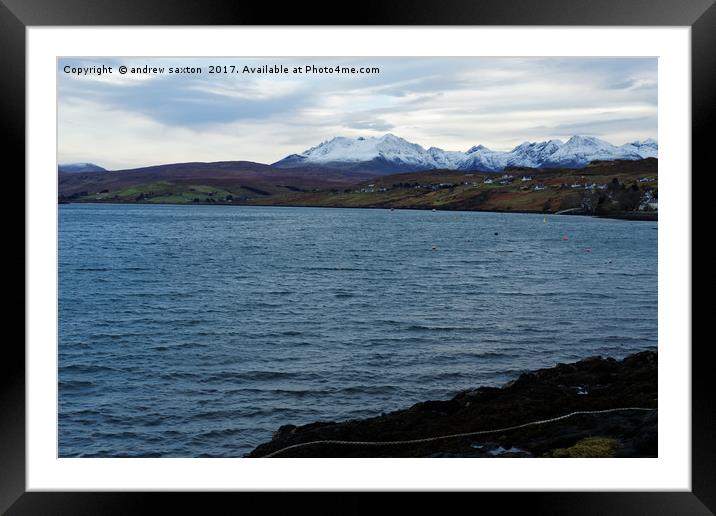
[78,181,259,204]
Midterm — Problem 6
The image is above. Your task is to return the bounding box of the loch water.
[59,204,657,457]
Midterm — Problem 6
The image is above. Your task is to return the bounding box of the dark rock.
[247,350,657,458]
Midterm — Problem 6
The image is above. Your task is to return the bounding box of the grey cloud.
[58,56,658,168]
[60,75,312,127]
[531,115,658,139]
[342,117,395,131]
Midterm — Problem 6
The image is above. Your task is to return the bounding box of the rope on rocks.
[261,407,656,457]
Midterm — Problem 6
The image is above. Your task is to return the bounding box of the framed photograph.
[6,0,710,513]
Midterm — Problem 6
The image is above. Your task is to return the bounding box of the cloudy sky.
[58,57,657,170]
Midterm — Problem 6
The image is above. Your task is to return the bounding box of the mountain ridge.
[58,162,107,173]
[273,133,658,173]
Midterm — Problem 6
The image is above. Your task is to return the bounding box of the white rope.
[261,407,656,457]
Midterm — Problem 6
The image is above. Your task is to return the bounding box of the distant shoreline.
[59,158,658,220]
[59,201,658,222]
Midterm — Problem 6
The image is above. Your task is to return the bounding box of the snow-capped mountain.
[618,138,658,159]
[458,145,509,171]
[58,162,106,173]
[502,139,565,169]
[273,134,657,173]
[540,135,642,168]
[275,134,440,173]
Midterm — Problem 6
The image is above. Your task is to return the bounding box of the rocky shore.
[248,351,657,458]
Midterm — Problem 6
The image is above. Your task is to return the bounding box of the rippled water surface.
[59,204,657,457]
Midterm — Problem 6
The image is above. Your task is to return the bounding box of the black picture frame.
[4,0,711,513]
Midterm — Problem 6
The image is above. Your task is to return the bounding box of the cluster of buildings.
[639,188,659,211]
[562,182,608,190]
[357,184,389,193]
[353,175,657,205]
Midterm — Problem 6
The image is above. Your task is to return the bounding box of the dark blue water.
[58,204,657,457]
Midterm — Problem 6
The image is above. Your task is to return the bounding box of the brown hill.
[255,158,658,217]
[58,160,373,199]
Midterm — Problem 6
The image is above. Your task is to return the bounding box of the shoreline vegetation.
[58,158,658,221]
[247,351,657,458]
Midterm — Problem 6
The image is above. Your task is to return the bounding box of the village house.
[639,190,659,211]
